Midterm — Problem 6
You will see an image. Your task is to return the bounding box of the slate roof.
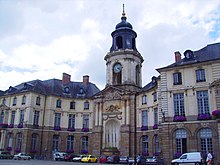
[157,42,220,71]
[140,76,159,93]
[1,79,100,99]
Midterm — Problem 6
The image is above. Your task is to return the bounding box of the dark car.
[0,151,13,159]
[100,155,108,163]
[64,154,75,161]
[146,156,165,165]
[107,155,120,164]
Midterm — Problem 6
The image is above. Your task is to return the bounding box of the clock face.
[113,63,122,73]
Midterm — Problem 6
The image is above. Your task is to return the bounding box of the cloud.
[0,0,220,91]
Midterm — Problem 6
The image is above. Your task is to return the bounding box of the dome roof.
[115,16,133,30]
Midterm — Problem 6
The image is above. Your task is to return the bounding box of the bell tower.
[104,5,144,87]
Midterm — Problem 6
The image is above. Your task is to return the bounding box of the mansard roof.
[1,79,100,99]
[141,76,159,93]
[157,42,220,71]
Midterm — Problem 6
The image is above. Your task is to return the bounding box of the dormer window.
[184,50,194,59]
[64,87,70,94]
[80,88,84,94]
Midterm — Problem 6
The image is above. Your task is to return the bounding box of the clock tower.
[104,6,144,88]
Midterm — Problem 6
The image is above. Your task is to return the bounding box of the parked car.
[13,153,31,160]
[146,156,165,165]
[0,151,13,159]
[128,157,135,165]
[81,155,98,163]
[100,155,108,163]
[171,152,202,165]
[107,155,120,164]
[64,154,75,161]
[53,152,67,161]
[119,156,128,164]
[72,155,86,162]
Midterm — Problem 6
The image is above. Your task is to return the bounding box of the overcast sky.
[0,0,220,91]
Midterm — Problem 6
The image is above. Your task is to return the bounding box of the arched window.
[200,128,213,154]
[142,135,149,155]
[67,135,74,151]
[116,36,123,49]
[52,135,59,151]
[175,129,187,155]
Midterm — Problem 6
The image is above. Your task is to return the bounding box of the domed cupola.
[110,5,138,52]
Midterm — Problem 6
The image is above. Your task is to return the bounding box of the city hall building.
[0,9,220,164]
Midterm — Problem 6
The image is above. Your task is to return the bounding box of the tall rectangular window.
[70,101,75,109]
[154,108,158,125]
[33,111,40,126]
[67,135,74,150]
[196,69,206,82]
[142,95,147,105]
[83,114,89,128]
[13,97,17,106]
[10,111,15,125]
[56,99,62,108]
[142,110,148,127]
[153,92,157,102]
[22,95,26,105]
[68,114,75,128]
[19,110,24,124]
[52,135,59,151]
[0,111,4,123]
[54,113,61,127]
[174,93,185,116]
[173,72,182,85]
[84,101,89,110]
[31,134,37,150]
[36,97,41,105]
[142,135,149,153]
[197,90,209,114]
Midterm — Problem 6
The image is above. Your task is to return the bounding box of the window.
[52,135,59,151]
[196,69,206,82]
[0,111,4,123]
[142,95,147,105]
[56,99,62,108]
[67,135,74,151]
[81,136,88,151]
[116,36,123,49]
[173,72,182,85]
[200,128,213,154]
[142,135,149,154]
[3,98,6,105]
[153,92,157,102]
[176,129,187,154]
[22,95,26,105]
[154,108,158,125]
[16,133,22,150]
[31,134,37,150]
[36,96,41,106]
[197,91,209,115]
[54,113,61,127]
[83,114,89,128]
[174,93,185,116]
[33,111,40,126]
[70,101,75,109]
[19,110,24,124]
[68,114,75,129]
[13,97,17,106]
[7,133,13,148]
[84,101,89,110]
[154,135,159,154]
[142,110,148,130]
[10,111,15,125]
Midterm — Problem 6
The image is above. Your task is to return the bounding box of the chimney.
[83,75,89,85]
[62,73,71,85]
[175,51,181,62]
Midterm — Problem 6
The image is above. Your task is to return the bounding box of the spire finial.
[122,4,126,18]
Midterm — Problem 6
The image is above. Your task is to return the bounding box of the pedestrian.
[206,152,213,165]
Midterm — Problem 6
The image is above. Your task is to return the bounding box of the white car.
[13,153,31,160]
[72,155,86,162]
